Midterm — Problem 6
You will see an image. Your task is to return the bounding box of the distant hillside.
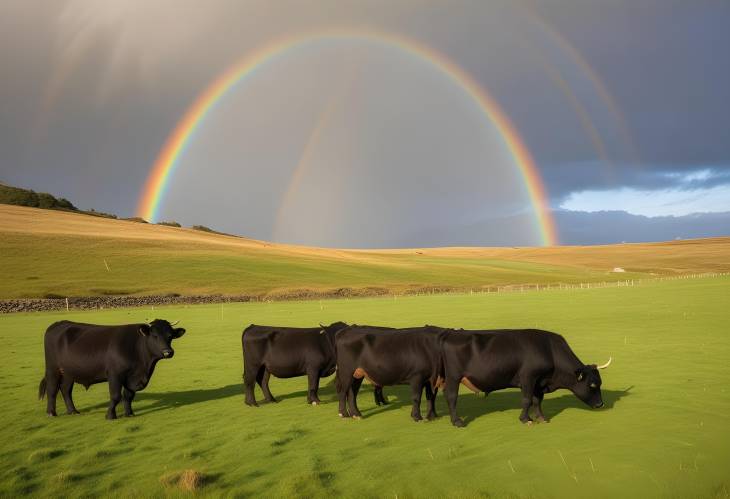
[399,209,730,247]
[0,182,77,211]
[0,182,235,229]
[1,203,729,299]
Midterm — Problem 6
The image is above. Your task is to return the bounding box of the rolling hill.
[1,204,729,299]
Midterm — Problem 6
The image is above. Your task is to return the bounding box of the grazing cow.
[39,319,186,419]
[242,322,385,406]
[334,325,447,421]
[440,329,612,427]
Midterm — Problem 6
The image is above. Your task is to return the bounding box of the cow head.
[138,319,186,359]
[570,357,611,408]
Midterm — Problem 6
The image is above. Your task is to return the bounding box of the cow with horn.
[439,328,612,427]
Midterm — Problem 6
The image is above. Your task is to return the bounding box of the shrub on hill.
[0,184,77,211]
[123,217,149,224]
[191,225,214,232]
[158,221,181,227]
[85,208,117,219]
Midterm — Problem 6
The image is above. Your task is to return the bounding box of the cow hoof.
[124,413,135,417]
[106,414,117,420]
[311,401,319,406]
[338,412,347,418]
[427,414,438,421]
[412,415,423,422]
[245,401,258,407]
[47,412,57,418]
[67,410,80,415]
[525,420,533,426]
[452,418,465,428]
[352,415,362,420]
[536,417,548,424]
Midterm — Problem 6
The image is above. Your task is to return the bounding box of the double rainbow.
[136,29,558,246]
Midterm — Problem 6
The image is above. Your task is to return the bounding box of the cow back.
[335,326,446,386]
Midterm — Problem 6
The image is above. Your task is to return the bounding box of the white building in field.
[612,267,626,273]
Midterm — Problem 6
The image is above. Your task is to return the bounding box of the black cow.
[39,319,186,419]
[440,329,612,427]
[334,325,447,421]
[242,322,385,406]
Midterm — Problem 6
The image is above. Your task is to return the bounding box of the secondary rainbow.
[136,29,558,246]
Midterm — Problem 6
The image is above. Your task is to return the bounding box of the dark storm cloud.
[543,163,730,204]
[0,0,728,246]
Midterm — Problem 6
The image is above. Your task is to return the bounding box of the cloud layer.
[1,0,728,246]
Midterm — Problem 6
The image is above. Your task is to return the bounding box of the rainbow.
[519,4,639,164]
[136,30,558,246]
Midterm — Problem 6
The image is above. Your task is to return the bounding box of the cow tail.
[335,369,343,394]
[241,324,253,383]
[38,377,47,400]
[431,333,448,389]
[431,353,444,390]
[334,334,343,394]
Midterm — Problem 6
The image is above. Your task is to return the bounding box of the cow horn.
[170,320,180,326]
[597,357,612,369]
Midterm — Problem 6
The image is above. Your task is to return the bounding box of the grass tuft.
[159,469,207,492]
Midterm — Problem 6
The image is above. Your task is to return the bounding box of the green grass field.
[1,276,728,498]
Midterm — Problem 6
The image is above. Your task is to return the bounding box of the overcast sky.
[1,0,729,247]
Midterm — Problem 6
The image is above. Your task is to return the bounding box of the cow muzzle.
[162,349,174,358]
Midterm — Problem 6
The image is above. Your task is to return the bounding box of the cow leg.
[373,386,388,406]
[45,372,60,417]
[532,391,547,423]
[243,365,259,407]
[519,378,537,425]
[425,384,438,420]
[410,379,424,422]
[106,377,122,420]
[444,378,464,427]
[348,377,364,419]
[60,377,79,415]
[306,370,321,405]
[337,372,351,418]
[122,388,136,417]
[260,370,277,403]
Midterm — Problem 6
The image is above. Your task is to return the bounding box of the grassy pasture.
[0,276,728,497]
[2,204,730,298]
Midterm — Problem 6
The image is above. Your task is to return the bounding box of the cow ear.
[173,328,186,338]
[575,369,584,381]
[138,324,151,336]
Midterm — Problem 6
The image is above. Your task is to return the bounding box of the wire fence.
[400,271,730,298]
